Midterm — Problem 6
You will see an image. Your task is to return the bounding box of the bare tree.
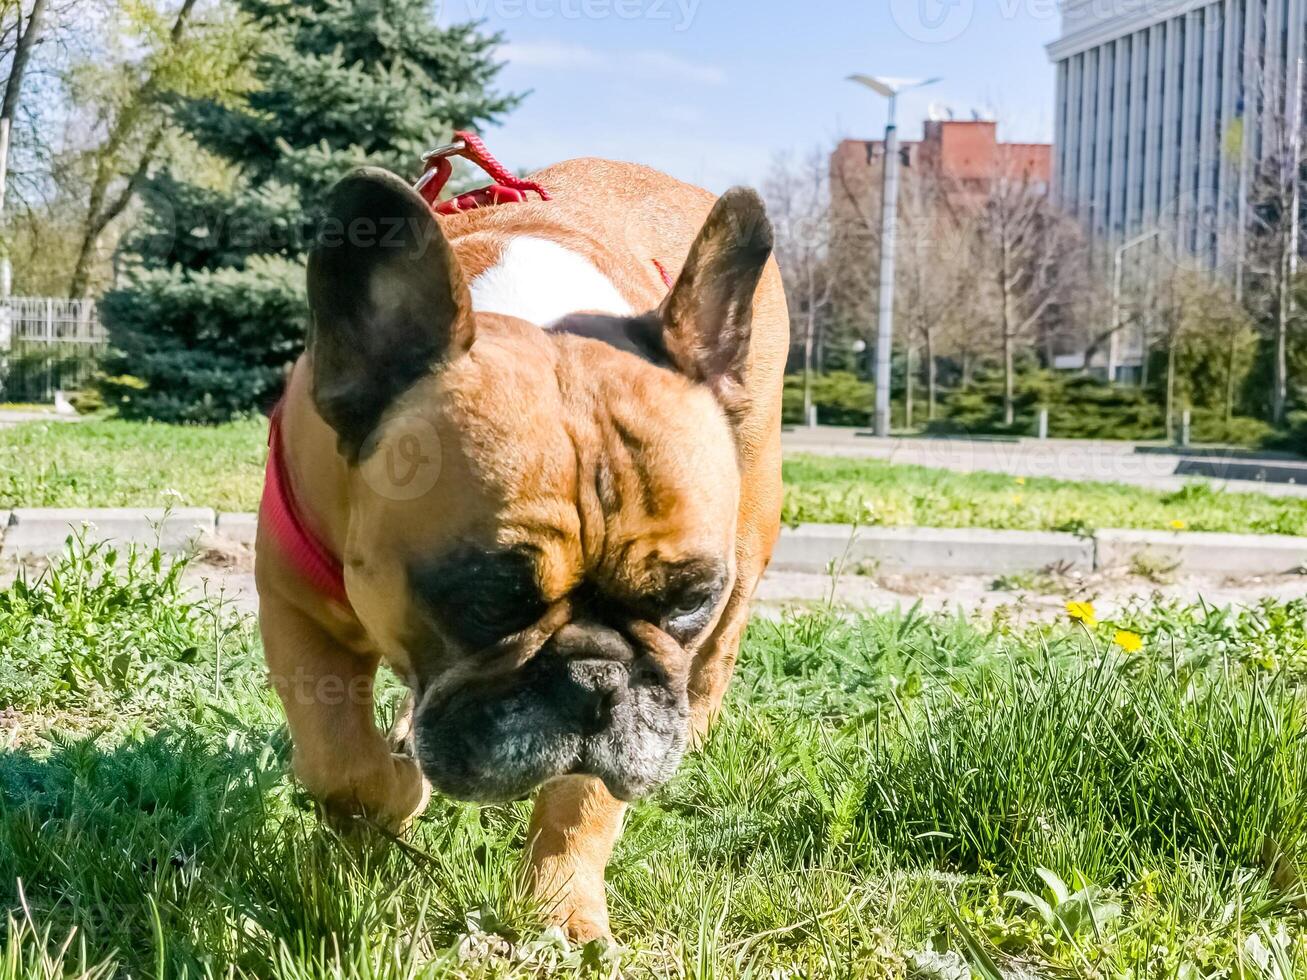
[1242,60,1306,425]
[764,148,834,423]
[828,132,1094,429]
[1,0,46,139]
[828,138,882,379]
[970,173,1077,425]
[896,167,973,422]
[0,0,73,264]
[829,139,979,422]
[1158,263,1197,441]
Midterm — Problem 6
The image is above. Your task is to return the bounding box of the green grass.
[8,420,1307,539]
[784,454,1307,536]
[0,418,267,512]
[6,540,1307,976]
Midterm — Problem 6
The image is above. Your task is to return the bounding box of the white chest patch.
[468,236,633,327]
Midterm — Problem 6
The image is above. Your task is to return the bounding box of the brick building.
[827,120,1053,371]
[831,119,1051,224]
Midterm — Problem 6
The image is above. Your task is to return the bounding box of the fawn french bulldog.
[255,155,787,941]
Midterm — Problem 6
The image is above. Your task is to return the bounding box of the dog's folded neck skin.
[280,166,771,803]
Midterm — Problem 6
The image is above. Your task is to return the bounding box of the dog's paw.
[563,911,613,946]
[313,753,430,834]
[540,886,612,945]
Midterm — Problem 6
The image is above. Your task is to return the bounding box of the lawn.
[783,454,1307,536]
[8,419,1307,537]
[0,419,267,512]
[5,539,1307,977]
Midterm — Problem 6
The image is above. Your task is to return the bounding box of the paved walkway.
[178,557,1307,624]
[782,428,1307,498]
[753,568,1307,620]
[0,408,77,427]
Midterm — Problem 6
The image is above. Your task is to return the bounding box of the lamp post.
[848,74,941,436]
[1110,228,1161,383]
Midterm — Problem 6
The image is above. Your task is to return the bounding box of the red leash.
[413,130,675,290]
[415,130,552,214]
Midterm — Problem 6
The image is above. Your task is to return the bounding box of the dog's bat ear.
[659,187,773,419]
[306,168,473,461]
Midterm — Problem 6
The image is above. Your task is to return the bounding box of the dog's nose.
[564,657,629,735]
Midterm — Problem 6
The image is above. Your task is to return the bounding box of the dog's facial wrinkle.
[606,414,661,518]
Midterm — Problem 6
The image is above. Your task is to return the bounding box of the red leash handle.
[412,130,675,290]
[415,130,551,212]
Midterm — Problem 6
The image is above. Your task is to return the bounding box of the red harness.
[263,134,674,604]
[261,406,349,606]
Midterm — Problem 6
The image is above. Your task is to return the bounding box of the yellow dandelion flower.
[1170,519,1186,530]
[1114,630,1143,653]
[1066,601,1098,627]
[1015,476,1027,486]
[1011,494,1024,505]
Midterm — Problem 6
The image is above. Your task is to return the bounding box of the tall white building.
[1049,0,1305,276]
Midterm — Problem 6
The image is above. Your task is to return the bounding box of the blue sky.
[438,0,1064,191]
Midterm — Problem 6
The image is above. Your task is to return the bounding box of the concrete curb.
[2,510,1306,578]
[1095,529,1307,576]
[0,508,216,561]
[215,512,258,549]
[772,524,1095,575]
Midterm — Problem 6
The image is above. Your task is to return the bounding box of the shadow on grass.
[0,724,546,978]
[0,726,292,974]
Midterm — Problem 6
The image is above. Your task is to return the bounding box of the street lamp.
[1110,228,1161,383]
[848,74,941,436]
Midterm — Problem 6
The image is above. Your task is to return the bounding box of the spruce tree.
[100,0,517,422]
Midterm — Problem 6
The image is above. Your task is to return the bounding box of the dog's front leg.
[524,775,626,942]
[260,590,429,830]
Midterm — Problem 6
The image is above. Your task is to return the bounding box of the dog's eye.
[411,544,547,652]
[664,592,714,639]
[463,597,542,647]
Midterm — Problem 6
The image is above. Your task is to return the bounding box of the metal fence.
[1,297,105,402]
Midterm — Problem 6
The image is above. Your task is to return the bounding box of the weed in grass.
[1130,548,1182,584]
[991,568,1077,595]
[1164,482,1221,507]
[0,919,113,980]
[0,529,263,732]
